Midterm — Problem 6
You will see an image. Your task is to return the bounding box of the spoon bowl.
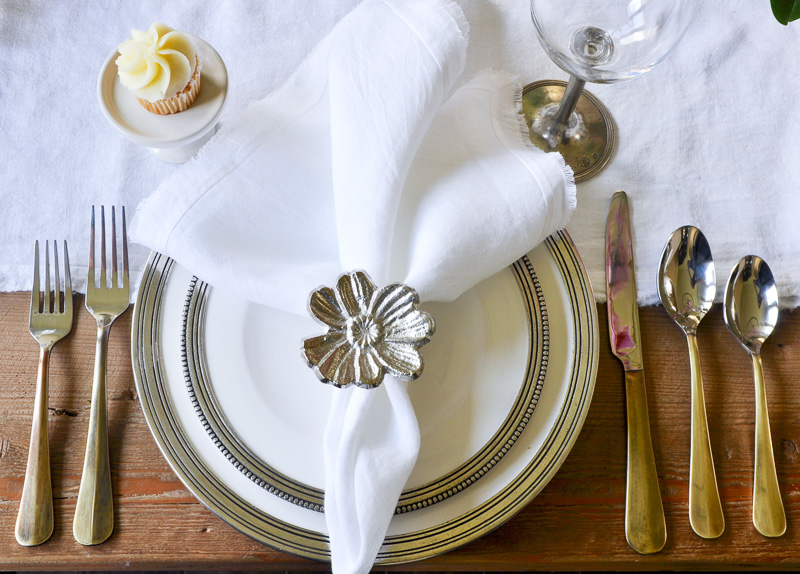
[658,226,716,333]
[724,256,779,354]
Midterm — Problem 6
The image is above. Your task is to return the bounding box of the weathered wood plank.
[1,292,799,570]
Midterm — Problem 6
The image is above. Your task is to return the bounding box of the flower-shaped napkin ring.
[301,271,436,389]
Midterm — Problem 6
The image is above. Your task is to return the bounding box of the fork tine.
[89,207,95,290]
[64,241,72,316]
[100,206,107,290]
[122,206,129,291]
[31,241,40,315]
[44,240,51,314]
[54,240,61,313]
[111,206,118,289]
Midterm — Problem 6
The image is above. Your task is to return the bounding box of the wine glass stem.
[532,75,587,150]
[554,76,586,127]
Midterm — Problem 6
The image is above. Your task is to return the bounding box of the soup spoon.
[724,255,785,537]
[657,226,724,539]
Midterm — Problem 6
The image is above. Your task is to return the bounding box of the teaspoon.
[657,226,724,539]
[724,255,785,537]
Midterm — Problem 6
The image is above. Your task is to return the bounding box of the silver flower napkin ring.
[301,271,435,389]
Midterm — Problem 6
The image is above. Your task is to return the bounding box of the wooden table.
[1,292,799,570]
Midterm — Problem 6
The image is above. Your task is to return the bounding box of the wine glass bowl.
[524,0,694,181]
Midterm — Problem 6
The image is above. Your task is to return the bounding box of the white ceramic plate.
[132,230,598,565]
[181,248,549,513]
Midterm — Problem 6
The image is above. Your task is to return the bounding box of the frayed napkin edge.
[477,68,577,220]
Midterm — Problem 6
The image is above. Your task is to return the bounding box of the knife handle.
[686,332,724,539]
[624,369,666,554]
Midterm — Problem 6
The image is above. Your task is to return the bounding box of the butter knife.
[606,191,666,554]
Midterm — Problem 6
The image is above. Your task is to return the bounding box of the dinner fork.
[15,240,73,546]
[73,206,129,546]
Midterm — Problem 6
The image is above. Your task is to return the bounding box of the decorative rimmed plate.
[181,255,548,513]
[132,230,598,565]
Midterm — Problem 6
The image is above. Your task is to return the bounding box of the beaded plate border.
[180,255,549,513]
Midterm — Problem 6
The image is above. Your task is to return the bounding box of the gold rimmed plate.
[131,230,598,565]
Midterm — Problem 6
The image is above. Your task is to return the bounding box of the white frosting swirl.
[116,22,197,102]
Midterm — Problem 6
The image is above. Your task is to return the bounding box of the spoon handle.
[686,333,724,539]
[751,352,786,537]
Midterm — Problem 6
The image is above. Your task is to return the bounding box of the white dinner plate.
[131,229,598,565]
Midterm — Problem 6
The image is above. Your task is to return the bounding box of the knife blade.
[605,190,666,554]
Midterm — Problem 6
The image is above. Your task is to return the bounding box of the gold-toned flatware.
[724,255,785,537]
[605,191,666,554]
[74,206,129,546]
[658,226,724,539]
[16,240,73,547]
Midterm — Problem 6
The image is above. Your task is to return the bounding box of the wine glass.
[524,0,694,181]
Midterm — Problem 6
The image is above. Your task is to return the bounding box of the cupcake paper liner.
[137,55,202,115]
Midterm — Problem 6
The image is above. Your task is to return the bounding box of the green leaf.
[772,0,800,25]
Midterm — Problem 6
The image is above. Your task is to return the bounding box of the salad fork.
[16,240,73,546]
[73,206,129,546]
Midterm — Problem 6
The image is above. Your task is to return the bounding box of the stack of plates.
[131,229,598,565]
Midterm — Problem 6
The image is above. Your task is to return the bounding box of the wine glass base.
[521,80,616,183]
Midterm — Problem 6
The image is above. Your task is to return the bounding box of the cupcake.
[115,22,201,115]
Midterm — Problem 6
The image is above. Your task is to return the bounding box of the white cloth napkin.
[131,0,575,571]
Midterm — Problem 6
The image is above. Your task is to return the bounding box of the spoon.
[657,226,724,539]
[724,255,786,537]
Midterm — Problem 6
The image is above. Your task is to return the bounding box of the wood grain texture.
[1,292,800,570]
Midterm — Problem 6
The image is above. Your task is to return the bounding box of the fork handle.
[15,346,54,546]
[73,323,114,545]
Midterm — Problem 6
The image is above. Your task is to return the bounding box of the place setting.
[125,1,597,567]
[13,1,599,567]
[4,0,800,571]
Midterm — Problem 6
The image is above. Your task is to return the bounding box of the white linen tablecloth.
[1,0,799,305]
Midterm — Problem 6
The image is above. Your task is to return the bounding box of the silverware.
[605,191,666,554]
[73,206,129,546]
[658,226,724,539]
[16,241,73,546]
[724,255,786,537]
